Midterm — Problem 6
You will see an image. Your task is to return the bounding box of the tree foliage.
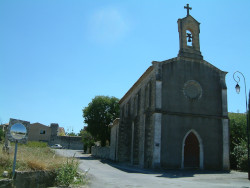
[82,96,119,146]
[66,132,77,136]
[0,126,3,142]
[229,112,248,170]
[232,139,248,171]
[79,129,95,152]
[229,113,247,147]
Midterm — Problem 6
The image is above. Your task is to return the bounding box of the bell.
[188,38,191,42]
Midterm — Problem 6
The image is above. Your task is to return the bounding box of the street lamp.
[235,84,240,94]
[233,71,250,180]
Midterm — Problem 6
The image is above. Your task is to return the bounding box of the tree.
[79,129,95,152]
[82,96,119,146]
[0,126,4,142]
[66,132,77,136]
[229,112,248,170]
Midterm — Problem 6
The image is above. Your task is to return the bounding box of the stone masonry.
[114,7,229,170]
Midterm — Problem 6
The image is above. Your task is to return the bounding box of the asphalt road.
[55,149,250,188]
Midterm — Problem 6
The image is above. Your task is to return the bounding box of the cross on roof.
[184,4,192,16]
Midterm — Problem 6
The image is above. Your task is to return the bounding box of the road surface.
[55,149,250,188]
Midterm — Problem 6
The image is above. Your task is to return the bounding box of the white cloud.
[87,7,129,44]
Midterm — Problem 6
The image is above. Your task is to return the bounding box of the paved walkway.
[55,149,250,188]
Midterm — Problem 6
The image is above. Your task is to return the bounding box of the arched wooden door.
[184,132,199,168]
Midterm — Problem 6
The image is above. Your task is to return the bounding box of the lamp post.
[233,71,249,180]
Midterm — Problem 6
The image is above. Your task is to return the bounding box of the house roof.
[179,15,200,25]
[30,122,49,128]
[119,66,154,104]
[0,123,9,126]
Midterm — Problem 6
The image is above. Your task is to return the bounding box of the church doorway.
[184,132,200,168]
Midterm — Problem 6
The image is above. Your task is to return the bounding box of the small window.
[40,130,46,134]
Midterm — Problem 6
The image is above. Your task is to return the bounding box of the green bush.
[79,129,95,152]
[55,158,83,187]
[232,139,248,171]
[229,113,248,170]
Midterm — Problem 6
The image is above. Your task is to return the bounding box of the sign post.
[7,119,29,179]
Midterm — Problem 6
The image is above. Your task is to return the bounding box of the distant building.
[0,123,9,132]
[49,123,83,150]
[28,122,52,142]
[5,119,83,150]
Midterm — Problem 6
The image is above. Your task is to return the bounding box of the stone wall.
[118,67,155,167]
[43,123,83,150]
[50,136,83,150]
[14,171,56,188]
[91,146,110,159]
[0,179,13,188]
[0,171,56,188]
[109,119,119,161]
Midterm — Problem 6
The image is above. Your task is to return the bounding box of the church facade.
[114,8,229,170]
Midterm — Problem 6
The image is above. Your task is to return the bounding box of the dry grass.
[17,145,66,171]
[0,142,68,177]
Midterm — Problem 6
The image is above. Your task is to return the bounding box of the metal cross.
[184,4,192,16]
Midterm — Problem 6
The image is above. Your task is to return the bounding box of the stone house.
[0,123,9,132]
[112,9,229,170]
[28,122,52,142]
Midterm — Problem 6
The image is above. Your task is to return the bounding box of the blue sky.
[1,0,250,133]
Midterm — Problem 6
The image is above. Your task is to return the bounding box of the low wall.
[91,146,110,159]
[0,171,56,188]
[50,136,83,150]
[0,179,13,188]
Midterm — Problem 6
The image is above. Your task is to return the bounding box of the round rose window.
[183,80,202,100]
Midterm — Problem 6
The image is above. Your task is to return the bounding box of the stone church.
[111,5,229,170]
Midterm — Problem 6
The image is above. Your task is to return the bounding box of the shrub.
[232,139,248,171]
[55,158,82,187]
[79,130,95,152]
[229,113,247,170]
